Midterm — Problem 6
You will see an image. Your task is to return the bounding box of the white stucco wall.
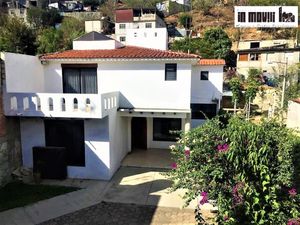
[108,109,129,177]
[99,61,192,110]
[191,65,223,104]
[43,62,63,93]
[3,53,44,93]
[126,28,168,50]
[20,118,113,180]
[287,100,300,130]
[73,40,121,50]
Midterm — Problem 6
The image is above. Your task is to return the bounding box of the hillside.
[165,5,299,47]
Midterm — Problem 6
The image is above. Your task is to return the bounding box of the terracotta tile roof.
[40,46,200,60]
[198,59,225,65]
[292,98,300,104]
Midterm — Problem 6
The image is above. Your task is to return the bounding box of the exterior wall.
[191,65,223,104]
[287,101,300,130]
[43,62,63,93]
[20,118,112,180]
[0,59,22,187]
[99,61,192,110]
[108,109,129,177]
[2,53,44,93]
[238,39,296,50]
[126,28,168,50]
[85,20,104,33]
[73,40,121,50]
[191,65,223,128]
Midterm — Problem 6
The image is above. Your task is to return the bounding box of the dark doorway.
[44,120,85,166]
[131,117,147,150]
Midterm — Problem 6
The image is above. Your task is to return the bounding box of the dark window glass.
[201,71,209,80]
[165,64,177,81]
[191,104,217,119]
[153,118,181,142]
[63,67,97,94]
[250,42,260,48]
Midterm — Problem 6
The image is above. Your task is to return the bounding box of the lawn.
[0,181,79,212]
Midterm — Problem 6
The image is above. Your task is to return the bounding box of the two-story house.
[1,32,224,181]
[115,8,168,50]
[236,39,300,78]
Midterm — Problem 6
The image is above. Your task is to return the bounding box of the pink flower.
[199,191,208,205]
[217,143,229,153]
[287,219,300,225]
[289,188,297,197]
[171,162,177,169]
[184,150,190,157]
[224,216,229,221]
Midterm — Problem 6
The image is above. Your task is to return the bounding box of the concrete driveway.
[0,167,201,225]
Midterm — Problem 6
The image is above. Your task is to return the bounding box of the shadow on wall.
[119,92,134,109]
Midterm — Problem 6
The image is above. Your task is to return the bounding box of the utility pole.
[280,57,288,108]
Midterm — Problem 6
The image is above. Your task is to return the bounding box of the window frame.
[120,36,126,42]
[165,63,177,81]
[153,118,182,142]
[119,23,126,29]
[62,64,98,94]
[200,71,209,80]
[145,22,152,28]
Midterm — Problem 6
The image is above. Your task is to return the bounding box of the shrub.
[166,116,300,225]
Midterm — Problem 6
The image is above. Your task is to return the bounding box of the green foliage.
[27,8,61,28]
[245,68,261,101]
[59,17,85,50]
[178,13,192,29]
[248,0,300,6]
[0,17,36,55]
[229,77,242,104]
[166,117,300,225]
[122,0,161,8]
[170,27,232,62]
[37,28,64,54]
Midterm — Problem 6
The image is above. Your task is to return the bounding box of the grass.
[0,181,79,212]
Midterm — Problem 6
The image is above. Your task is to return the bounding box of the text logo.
[235,6,298,28]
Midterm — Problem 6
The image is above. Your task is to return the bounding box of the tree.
[0,17,36,55]
[37,28,64,54]
[166,116,300,224]
[59,17,85,50]
[229,76,242,114]
[178,13,192,29]
[27,8,61,29]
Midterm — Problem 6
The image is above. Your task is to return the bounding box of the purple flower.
[224,216,229,221]
[217,144,229,153]
[287,219,300,225]
[232,182,244,206]
[199,192,208,205]
[289,188,297,197]
[171,162,177,169]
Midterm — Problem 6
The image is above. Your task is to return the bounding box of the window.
[250,42,260,49]
[153,118,181,142]
[154,32,157,37]
[165,64,177,81]
[120,36,126,42]
[249,53,260,61]
[239,53,248,61]
[191,104,217,119]
[200,71,209,80]
[119,23,126,29]
[145,23,152,28]
[62,65,97,94]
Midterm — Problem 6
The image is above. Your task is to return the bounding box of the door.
[131,117,147,150]
[44,120,85,166]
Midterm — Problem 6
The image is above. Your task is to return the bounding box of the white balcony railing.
[3,92,119,119]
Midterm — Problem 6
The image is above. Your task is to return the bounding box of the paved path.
[0,167,205,225]
[39,201,196,225]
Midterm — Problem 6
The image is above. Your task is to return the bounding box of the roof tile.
[40,46,200,60]
[198,59,225,65]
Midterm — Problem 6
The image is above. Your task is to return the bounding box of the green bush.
[166,116,300,225]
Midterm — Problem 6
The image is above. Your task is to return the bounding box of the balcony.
[3,92,119,119]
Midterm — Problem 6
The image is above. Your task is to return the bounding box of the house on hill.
[1,31,224,180]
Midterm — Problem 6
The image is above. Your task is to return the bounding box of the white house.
[115,8,168,50]
[1,32,224,181]
[287,99,300,130]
